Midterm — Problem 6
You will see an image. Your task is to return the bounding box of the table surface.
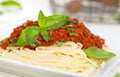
[0,0,120,77]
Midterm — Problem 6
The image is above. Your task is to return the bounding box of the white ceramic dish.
[0,18,120,77]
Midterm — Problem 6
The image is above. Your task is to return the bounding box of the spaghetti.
[0,41,103,75]
[0,11,115,75]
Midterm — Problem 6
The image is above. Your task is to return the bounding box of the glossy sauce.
[0,18,105,49]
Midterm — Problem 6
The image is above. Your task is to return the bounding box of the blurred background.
[0,0,120,24]
[0,0,120,77]
[50,0,120,23]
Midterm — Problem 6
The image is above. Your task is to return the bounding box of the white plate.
[0,18,120,77]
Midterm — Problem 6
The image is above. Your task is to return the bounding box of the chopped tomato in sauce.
[0,19,105,49]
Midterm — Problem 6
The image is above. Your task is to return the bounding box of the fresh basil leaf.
[40,28,49,42]
[69,32,79,36]
[56,42,63,47]
[16,26,39,46]
[37,11,69,42]
[1,1,22,9]
[45,15,69,30]
[38,10,46,28]
[84,47,116,60]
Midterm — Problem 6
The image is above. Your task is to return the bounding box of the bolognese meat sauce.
[0,18,105,49]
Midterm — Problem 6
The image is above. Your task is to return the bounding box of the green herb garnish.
[45,14,69,30]
[38,10,69,42]
[69,32,79,36]
[1,0,22,9]
[84,47,116,60]
[16,26,39,46]
[64,25,74,31]
[40,28,49,42]
[16,10,69,46]
[0,0,22,15]
[56,42,63,47]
